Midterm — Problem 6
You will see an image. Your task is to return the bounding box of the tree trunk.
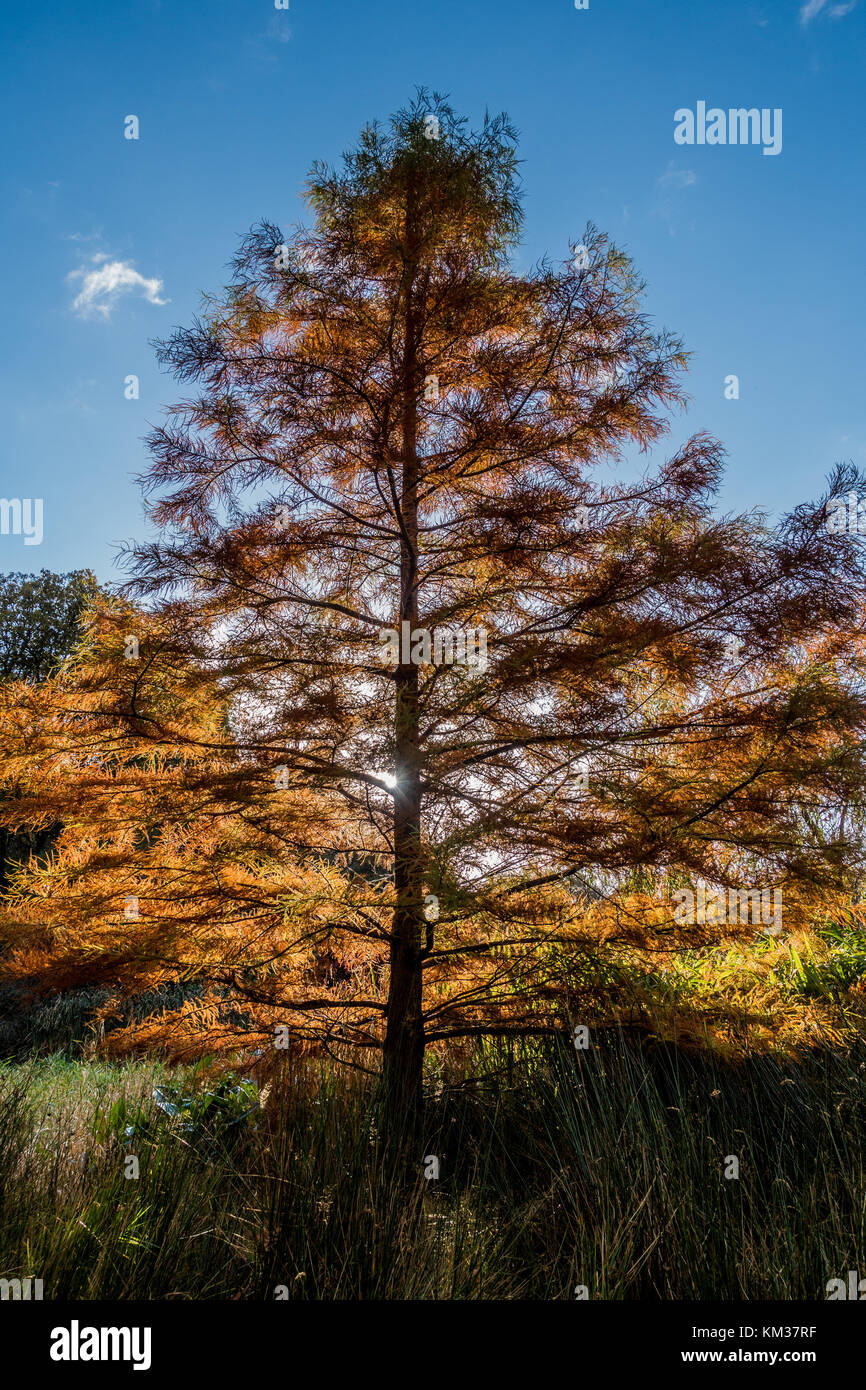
[382,179,425,1126]
[383,773,424,1120]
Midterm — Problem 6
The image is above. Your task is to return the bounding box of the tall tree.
[2,95,865,1118]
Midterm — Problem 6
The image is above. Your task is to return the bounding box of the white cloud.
[651,163,698,236]
[266,15,292,42]
[244,15,292,63]
[68,255,168,319]
[800,0,856,22]
[656,165,697,190]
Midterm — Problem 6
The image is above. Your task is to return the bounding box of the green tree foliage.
[0,570,101,684]
[0,569,103,888]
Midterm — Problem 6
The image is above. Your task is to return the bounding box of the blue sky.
[1,0,863,582]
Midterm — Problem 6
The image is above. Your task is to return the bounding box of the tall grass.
[0,1036,863,1299]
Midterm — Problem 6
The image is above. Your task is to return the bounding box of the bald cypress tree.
[3,94,865,1120]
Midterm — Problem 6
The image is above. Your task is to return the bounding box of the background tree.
[0,570,100,684]
[2,95,866,1119]
[0,570,101,890]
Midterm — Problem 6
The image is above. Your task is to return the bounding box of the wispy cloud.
[656,165,697,191]
[800,0,857,23]
[651,164,697,235]
[244,14,292,63]
[266,14,292,42]
[68,254,168,319]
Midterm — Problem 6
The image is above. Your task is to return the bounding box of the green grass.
[1,1035,864,1299]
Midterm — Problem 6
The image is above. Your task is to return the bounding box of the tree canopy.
[0,570,101,684]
